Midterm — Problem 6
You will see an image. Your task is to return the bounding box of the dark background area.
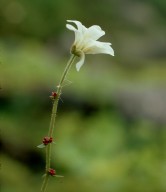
[0,0,166,191]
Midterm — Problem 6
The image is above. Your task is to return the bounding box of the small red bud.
[49,92,57,100]
[48,168,56,176]
[52,92,57,98]
[49,137,53,143]
[42,136,53,145]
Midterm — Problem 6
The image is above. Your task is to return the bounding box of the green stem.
[41,174,49,192]
[41,54,76,192]
[48,54,76,137]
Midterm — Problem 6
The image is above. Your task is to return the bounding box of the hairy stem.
[41,54,76,192]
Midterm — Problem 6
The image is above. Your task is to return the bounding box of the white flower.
[66,20,114,71]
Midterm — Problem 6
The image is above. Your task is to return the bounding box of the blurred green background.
[1,0,166,192]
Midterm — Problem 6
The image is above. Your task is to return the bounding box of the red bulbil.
[49,91,58,100]
[43,136,53,145]
[49,137,53,143]
[48,168,56,176]
[51,92,57,98]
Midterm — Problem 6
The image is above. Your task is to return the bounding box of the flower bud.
[50,92,57,100]
[42,136,53,145]
[48,168,56,176]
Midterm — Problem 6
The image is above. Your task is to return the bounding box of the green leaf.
[55,175,64,178]
[37,144,46,148]
[42,174,46,178]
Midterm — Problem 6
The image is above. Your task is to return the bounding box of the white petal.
[85,25,105,40]
[67,20,87,34]
[66,24,77,31]
[83,40,114,56]
[76,52,85,71]
[67,20,87,45]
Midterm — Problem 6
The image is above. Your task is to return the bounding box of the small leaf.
[42,174,46,178]
[55,175,64,178]
[37,143,46,148]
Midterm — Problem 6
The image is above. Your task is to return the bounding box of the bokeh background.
[1,0,166,192]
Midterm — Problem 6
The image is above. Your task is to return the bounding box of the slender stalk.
[41,174,49,192]
[48,54,76,137]
[41,54,76,192]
